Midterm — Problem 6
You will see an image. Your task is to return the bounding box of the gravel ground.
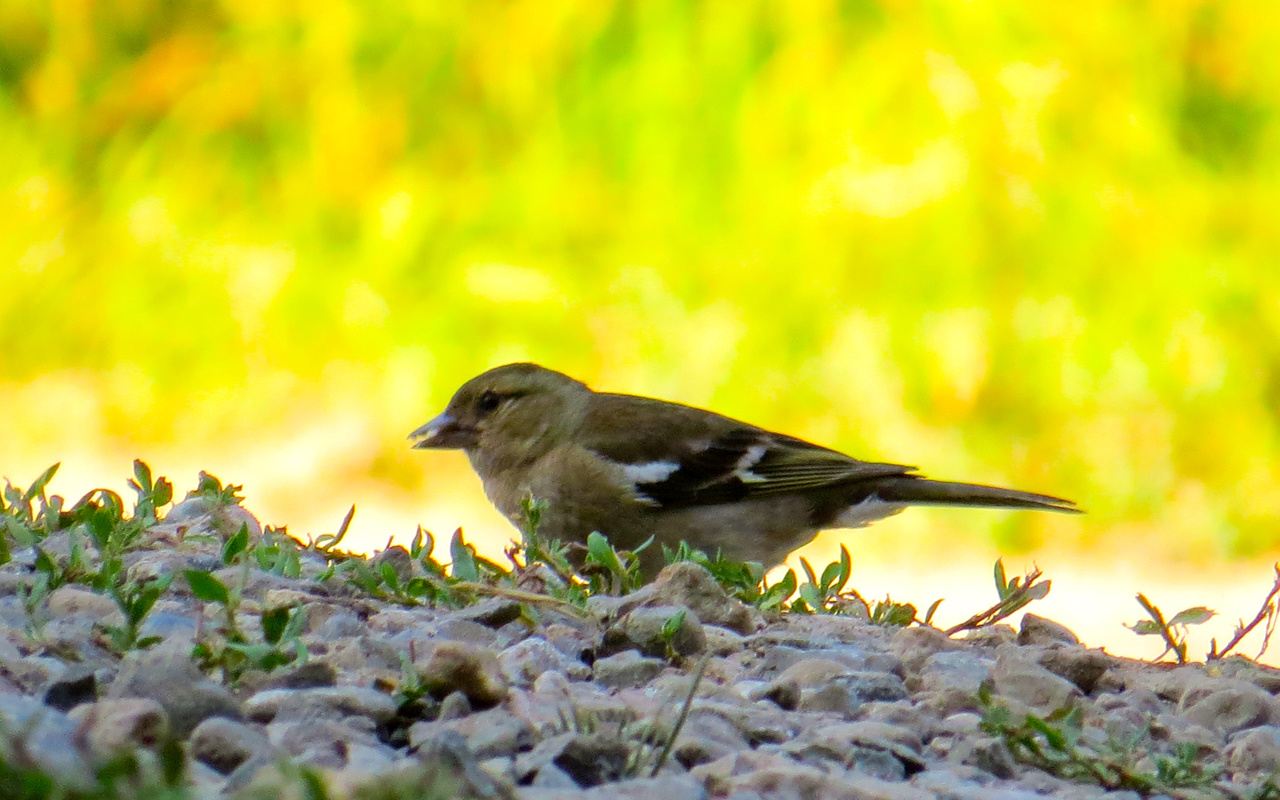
[2,491,1279,799]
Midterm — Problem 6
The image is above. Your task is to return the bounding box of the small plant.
[185,567,307,685]
[789,546,858,614]
[189,471,244,507]
[311,505,356,555]
[944,559,1050,636]
[978,684,1223,794]
[1126,594,1215,665]
[18,572,53,641]
[1207,564,1280,662]
[659,608,687,660]
[99,572,175,655]
[515,495,571,573]
[250,528,302,577]
[127,460,174,527]
[581,531,649,596]
[663,541,767,601]
[870,596,939,627]
[0,462,61,548]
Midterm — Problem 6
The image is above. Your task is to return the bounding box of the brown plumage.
[410,363,1079,578]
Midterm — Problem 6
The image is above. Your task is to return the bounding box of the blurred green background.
[2,0,1279,597]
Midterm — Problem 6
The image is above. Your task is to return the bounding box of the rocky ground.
[2,474,1280,799]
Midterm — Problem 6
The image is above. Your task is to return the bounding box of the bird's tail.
[862,476,1080,513]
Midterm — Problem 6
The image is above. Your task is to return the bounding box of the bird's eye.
[476,391,502,414]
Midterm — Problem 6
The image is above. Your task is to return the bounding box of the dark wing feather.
[581,393,913,508]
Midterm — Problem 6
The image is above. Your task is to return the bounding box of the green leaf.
[1026,715,1067,751]
[410,526,434,559]
[153,477,173,507]
[923,598,944,626]
[1127,619,1164,635]
[185,570,230,605]
[1169,606,1215,626]
[798,583,822,610]
[760,569,796,610]
[261,606,291,645]
[133,460,153,493]
[993,558,1009,597]
[225,641,274,663]
[33,548,55,575]
[586,531,624,574]
[1025,580,1051,601]
[129,574,174,625]
[222,524,251,564]
[799,557,819,588]
[24,464,60,503]
[661,609,686,641]
[820,559,843,592]
[449,529,479,582]
[379,561,403,592]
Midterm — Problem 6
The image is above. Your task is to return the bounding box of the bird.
[409,363,1079,579]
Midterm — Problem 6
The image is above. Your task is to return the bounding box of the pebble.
[415,640,511,707]
[593,649,665,689]
[3,512,1277,799]
[606,604,707,658]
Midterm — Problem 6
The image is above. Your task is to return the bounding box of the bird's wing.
[580,393,914,508]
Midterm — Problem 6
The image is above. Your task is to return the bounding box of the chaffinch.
[410,363,1079,579]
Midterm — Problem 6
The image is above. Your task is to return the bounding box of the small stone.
[312,612,367,639]
[606,605,706,658]
[991,650,1081,715]
[1182,684,1280,735]
[581,774,707,800]
[892,626,965,675]
[549,735,632,787]
[371,545,414,583]
[451,597,524,629]
[798,721,921,778]
[261,588,317,608]
[672,712,749,768]
[438,690,473,720]
[964,624,1018,648]
[948,734,1018,778]
[691,750,829,799]
[189,717,275,774]
[433,618,501,647]
[244,686,398,724]
[167,495,262,540]
[0,695,95,789]
[593,650,665,689]
[631,561,761,635]
[415,641,510,708]
[1018,613,1080,646]
[409,707,535,759]
[800,671,909,717]
[68,698,169,757]
[1037,647,1112,694]
[43,664,97,711]
[500,637,590,686]
[837,773,937,800]
[1226,725,1280,777]
[108,649,242,737]
[769,657,851,692]
[259,660,338,689]
[47,585,121,622]
[909,764,997,797]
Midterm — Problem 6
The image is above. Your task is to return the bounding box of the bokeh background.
[3,0,1279,660]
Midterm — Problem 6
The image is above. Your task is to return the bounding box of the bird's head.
[409,363,590,458]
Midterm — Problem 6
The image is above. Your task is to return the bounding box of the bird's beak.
[408,412,479,449]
